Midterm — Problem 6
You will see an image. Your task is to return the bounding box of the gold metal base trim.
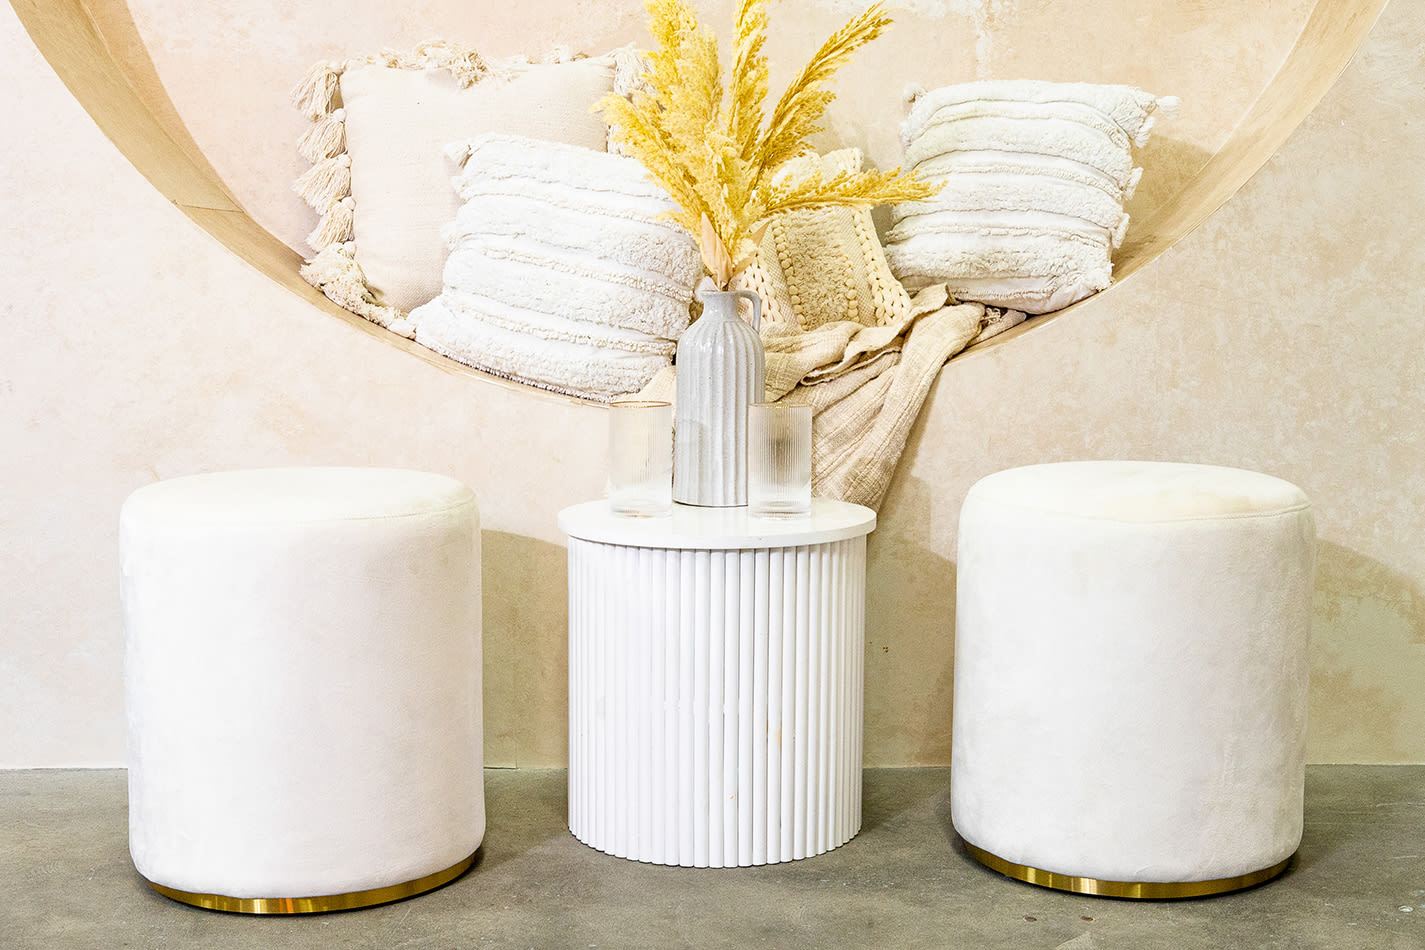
[143,852,477,914]
[963,841,1293,900]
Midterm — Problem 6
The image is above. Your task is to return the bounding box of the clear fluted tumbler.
[608,400,673,517]
[748,402,813,518]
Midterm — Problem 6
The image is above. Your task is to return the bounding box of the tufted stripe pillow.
[886,80,1177,314]
[408,134,701,402]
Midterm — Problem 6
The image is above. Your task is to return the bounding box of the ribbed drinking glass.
[747,402,812,517]
[608,400,673,517]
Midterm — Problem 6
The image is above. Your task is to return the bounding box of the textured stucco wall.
[119,0,1312,256]
[2,1,1421,768]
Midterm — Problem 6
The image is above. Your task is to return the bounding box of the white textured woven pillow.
[885,80,1177,313]
[733,149,911,333]
[408,134,700,402]
[293,42,640,326]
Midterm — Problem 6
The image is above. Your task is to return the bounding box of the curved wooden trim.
[10,0,1390,382]
[10,0,584,406]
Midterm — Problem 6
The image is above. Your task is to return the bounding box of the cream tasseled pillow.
[885,80,1177,314]
[408,134,701,402]
[293,42,639,325]
[733,149,912,333]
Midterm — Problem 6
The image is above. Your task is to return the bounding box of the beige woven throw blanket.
[639,284,999,510]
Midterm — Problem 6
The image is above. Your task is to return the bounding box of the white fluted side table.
[559,500,876,867]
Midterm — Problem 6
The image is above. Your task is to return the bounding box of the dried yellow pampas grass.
[599,0,937,288]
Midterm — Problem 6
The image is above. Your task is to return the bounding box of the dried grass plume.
[599,0,938,288]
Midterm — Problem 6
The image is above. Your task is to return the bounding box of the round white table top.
[558,499,876,550]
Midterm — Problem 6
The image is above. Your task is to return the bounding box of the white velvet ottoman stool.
[952,461,1314,898]
[120,468,484,913]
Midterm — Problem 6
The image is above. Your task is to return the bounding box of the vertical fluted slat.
[750,549,770,865]
[705,551,723,868]
[568,541,581,840]
[595,542,610,849]
[608,545,626,857]
[779,547,797,862]
[681,551,699,866]
[638,548,655,860]
[567,538,865,866]
[661,550,680,865]
[792,547,810,860]
[723,552,742,865]
[737,552,757,867]
[765,548,785,863]
[810,545,827,855]
[804,545,821,858]
[852,538,866,830]
[832,541,843,848]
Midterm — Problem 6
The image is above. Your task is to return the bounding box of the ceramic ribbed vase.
[674,287,766,506]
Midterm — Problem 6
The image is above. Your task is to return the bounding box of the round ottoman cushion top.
[122,467,484,905]
[120,466,475,525]
[964,460,1309,522]
[952,460,1314,890]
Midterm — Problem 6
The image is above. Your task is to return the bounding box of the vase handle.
[732,290,761,331]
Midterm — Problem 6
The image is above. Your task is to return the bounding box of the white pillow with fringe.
[293,42,642,321]
[408,134,700,402]
[885,80,1177,314]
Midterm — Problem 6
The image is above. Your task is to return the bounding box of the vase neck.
[697,291,738,317]
[696,289,758,328]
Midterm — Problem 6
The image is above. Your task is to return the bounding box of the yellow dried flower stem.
[757,3,893,178]
[599,0,941,289]
[729,0,770,162]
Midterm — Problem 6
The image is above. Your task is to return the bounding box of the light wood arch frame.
[11,0,1390,394]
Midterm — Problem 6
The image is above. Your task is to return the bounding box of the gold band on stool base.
[963,841,1294,899]
[142,852,478,914]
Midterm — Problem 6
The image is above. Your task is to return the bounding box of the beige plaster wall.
[116,0,1313,256]
[3,0,1421,768]
[874,0,1425,765]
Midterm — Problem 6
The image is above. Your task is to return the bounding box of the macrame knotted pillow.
[733,148,912,334]
[885,80,1178,314]
[407,134,701,402]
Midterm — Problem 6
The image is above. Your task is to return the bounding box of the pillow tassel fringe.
[291,59,344,121]
[293,153,351,216]
[300,243,415,338]
[408,39,493,87]
[607,46,652,155]
[306,195,355,250]
[297,108,346,163]
[291,42,630,348]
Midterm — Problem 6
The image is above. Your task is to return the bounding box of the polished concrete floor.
[2,767,1422,949]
